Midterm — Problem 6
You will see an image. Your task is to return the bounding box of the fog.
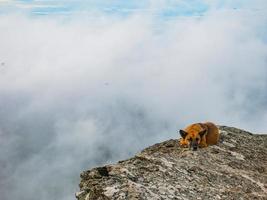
[0,8,267,200]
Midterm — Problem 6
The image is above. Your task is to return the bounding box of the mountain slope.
[76,126,267,200]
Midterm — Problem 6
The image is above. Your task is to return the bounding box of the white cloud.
[0,7,266,200]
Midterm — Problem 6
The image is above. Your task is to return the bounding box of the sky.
[0,1,267,200]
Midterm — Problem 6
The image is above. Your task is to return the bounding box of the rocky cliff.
[76,126,267,200]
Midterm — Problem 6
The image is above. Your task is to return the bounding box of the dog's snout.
[191,141,198,151]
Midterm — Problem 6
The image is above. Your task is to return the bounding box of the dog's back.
[203,122,219,145]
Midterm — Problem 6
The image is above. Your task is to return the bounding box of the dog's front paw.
[199,143,208,148]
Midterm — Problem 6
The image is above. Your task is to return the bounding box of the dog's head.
[179,129,206,151]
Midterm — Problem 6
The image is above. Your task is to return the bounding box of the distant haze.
[0,4,267,200]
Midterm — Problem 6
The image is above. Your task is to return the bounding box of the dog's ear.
[199,129,207,137]
[179,130,188,139]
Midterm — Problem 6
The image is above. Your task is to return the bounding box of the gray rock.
[76,126,267,200]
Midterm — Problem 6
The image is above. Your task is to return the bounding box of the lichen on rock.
[76,126,267,200]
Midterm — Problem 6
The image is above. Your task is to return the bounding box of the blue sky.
[1,0,265,17]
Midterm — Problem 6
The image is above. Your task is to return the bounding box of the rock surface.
[76,126,267,200]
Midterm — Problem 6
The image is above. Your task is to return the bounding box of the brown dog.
[179,122,219,151]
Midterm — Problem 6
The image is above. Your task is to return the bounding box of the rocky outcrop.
[76,126,267,200]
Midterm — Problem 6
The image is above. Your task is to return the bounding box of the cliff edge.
[76,126,267,200]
